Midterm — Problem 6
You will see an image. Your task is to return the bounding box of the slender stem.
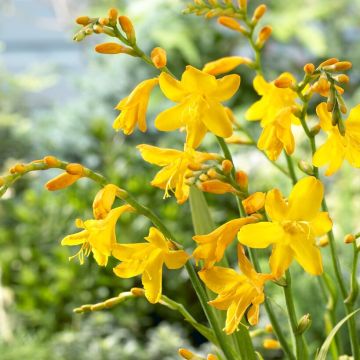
[284,270,308,360]
[284,153,297,184]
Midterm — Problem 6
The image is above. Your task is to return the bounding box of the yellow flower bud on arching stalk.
[150,47,167,69]
[198,179,237,194]
[45,172,82,191]
[95,42,134,55]
[92,184,122,220]
[118,15,136,44]
[235,170,248,190]
[43,155,60,167]
[203,56,252,76]
[263,339,281,349]
[256,25,272,48]
[242,192,266,214]
[252,4,267,24]
[303,63,315,75]
[344,234,356,244]
[76,16,91,26]
[178,348,203,360]
[107,8,118,26]
[65,163,84,176]
[218,16,247,33]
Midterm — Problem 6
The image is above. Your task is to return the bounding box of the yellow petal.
[154,102,188,131]
[113,259,146,278]
[210,74,241,102]
[144,227,168,250]
[164,250,189,269]
[287,177,324,221]
[203,56,251,76]
[201,99,233,138]
[92,249,108,266]
[159,72,188,102]
[181,65,217,93]
[316,102,333,131]
[61,230,88,246]
[247,303,260,326]
[290,233,323,275]
[253,75,270,95]
[269,243,294,278]
[185,117,208,149]
[238,222,284,248]
[245,99,266,121]
[237,244,255,278]
[92,184,120,220]
[310,212,332,236]
[137,144,182,166]
[265,189,288,222]
[112,243,150,261]
[142,250,164,304]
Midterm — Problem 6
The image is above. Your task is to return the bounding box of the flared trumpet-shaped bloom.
[238,177,332,278]
[155,66,240,148]
[199,245,273,334]
[113,227,189,304]
[137,144,218,204]
[61,205,134,266]
[113,78,159,135]
[193,216,259,268]
[246,74,300,160]
[313,102,360,175]
[92,184,121,220]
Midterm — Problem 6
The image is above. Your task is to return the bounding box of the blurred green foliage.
[1,0,360,359]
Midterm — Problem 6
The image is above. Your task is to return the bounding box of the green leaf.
[315,308,360,360]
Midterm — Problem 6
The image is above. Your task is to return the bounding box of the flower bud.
[274,75,293,89]
[207,355,218,360]
[235,170,248,190]
[108,8,118,26]
[199,174,209,181]
[265,324,273,333]
[252,4,267,23]
[43,155,60,168]
[256,25,272,48]
[238,0,247,10]
[207,168,219,179]
[95,42,133,55]
[318,235,329,247]
[66,163,84,176]
[242,192,265,214]
[45,172,82,191]
[13,164,26,174]
[296,313,312,334]
[309,124,321,136]
[98,17,109,26]
[344,234,356,244]
[263,339,280,349]
[118,15,136,44]
[76,16,91,26]
[303,63,315,75]
[73,30,86,42]
[298,160,314,176]
[93,24,104,34]
[221,159,233,174]
[319,58,339,68]
[178,349,202,360]
[330,61,352,71]
[151,47,167,69]
[334,74,350,83]
[218,17,247,33]
[131,287,145,297]
[198,180,237,194]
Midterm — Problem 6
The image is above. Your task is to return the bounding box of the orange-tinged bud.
[66,163,84,176]
[221,159,233,174]
[318,235,329,247]
[344,234,356,244]
[151,47,167,68]
[95,42,131,54]
[257,25,272,47]
[252,4,267,22]
[131,287,145,296]
[178,349,196,360]
[265,324,273,333]
[334,74,350,83]
[242,192,265,214]
[43,155,60,168]
[263,339,281,349]
[235,170,248,190]
[98,17,109,26]
[108,8,118,25]
[238,0,247,9]
[76,16,91,26]
[304,63,315,74]
[319,58,339,67]
[13,164,26,174]
[198,180,237,194]
[199,174,209,181]
[218,16,247,33]
[93,184,120,219]
[335,85,344,95]
[207,355,218,360]
[118,15,136,43]
[45,172,82,191]
[274,75,293,89]
[207,168,219,179]
[326,61,352,71]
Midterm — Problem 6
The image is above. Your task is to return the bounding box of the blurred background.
[0,0,360,359]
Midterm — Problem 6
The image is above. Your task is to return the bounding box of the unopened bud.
[108,8,118,25]
[344,234,356,244]
[221,159,233,174]
[218,16,247,33]
[73,30,86,42]
[252,4,267,23]
[296,313,312,334]
[238,0,247,10]
[298,160,314,175]
[310,124,321,136]
[199,174,209,181]
[131,287,145,297]
[98,17,109,26]
[76,16,91,26]
[304,63,315,75]
[45,172,82,191]
[323,61,352,72]
[13,164,26,174]
[95,42,133,55]
[334,74,350,83]
[43,155,60,168]
[263,339,280,349]
[84,28,93,35]
[206,168,219,179]
[235,170,248,190]
[178,348,196,360]
[265,324,273,333]
[242,192,266,214]
[66,163,84,176]
[207,355,218,360]
[318,235,329,247]
[256,25,272,48]
[151,47,167,69]
[198,180,237,194]
[274,75,293,89]
[319,58,339,68]
[93,24,103,34]
[118,15,136,44]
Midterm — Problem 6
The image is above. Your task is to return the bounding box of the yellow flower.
[137,144,218,204]
[246,74,300,160]
[92,184,122,220]
[193,216,259,268]
[155,66,240,148]
[61,205,133,266]
[238,177,332,278]
[202,56,252,76]
[313,102,360,175]
[113,227,189,303]
[199,245,272,334]
[113,78,159,135]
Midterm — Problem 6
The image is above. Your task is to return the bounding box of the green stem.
[284,153,297,184]
[284,270,309,360]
